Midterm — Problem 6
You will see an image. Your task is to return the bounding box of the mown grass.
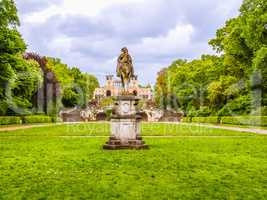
[0,123,266,199]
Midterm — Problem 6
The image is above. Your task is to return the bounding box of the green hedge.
[221,116,267,126]
[22,116,53,124]
[0,116,21,125]
[181,117,192,123]
[191,117,219,124]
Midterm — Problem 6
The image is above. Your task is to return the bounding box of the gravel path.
[0,122,80,132]
[180,123,267,135]
[0,124,52,131]
[59,135,255,138]
[0,122,266,135]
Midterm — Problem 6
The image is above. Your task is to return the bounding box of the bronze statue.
[116,47,134,90]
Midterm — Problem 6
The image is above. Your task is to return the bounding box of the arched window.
[106,90,111,97]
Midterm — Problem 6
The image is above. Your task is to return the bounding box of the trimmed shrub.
[191,117,219,124]
[181,117,192,123]
[105,109,113,121]
[22,115,53,124]
[0,116,21,125]
[221,116,267,126]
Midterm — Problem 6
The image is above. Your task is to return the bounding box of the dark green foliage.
[251,47,267,105]
[0,55,42,116]
[0,0,43,116]
[251,106,267,116]
[217,95,251,116]
[188,106,211,117]
[68,67,99,108]
[104,109,113,121]
[155,0,267,116]
[61,88,79,107]
[0,0,19,28]
[0,116,20,125]
[0,1,99,116]
[47,58,99,109]
[0,28,26,54]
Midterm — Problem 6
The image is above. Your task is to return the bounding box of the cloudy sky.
[15,0,243,85]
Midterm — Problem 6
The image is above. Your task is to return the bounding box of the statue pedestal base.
[103,96,148,150]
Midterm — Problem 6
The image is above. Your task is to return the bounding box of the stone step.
[128,140,143,145]
[136,136,142,140]
[106,139,146,145]
[103,144,149,150]
[108,140,121,145]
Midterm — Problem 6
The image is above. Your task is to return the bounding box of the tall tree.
[155,0,267,116]
[0,0,42,115]
[0,0,19,28]
[47,58,99,108]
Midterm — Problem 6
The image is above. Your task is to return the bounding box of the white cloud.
[48,35,72,56]
[22,0,145,23]
[131,24,194,57]
[16,0,243,85]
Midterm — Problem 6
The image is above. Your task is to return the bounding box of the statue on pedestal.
[103,48,148,150]
[116,47,134,91]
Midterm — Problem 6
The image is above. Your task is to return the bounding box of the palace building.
[94,75,153,100]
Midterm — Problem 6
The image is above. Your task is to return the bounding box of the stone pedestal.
[103,96,148,150]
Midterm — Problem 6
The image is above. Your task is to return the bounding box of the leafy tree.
[154,68,171,109]
[0,1,100,115]
[0,0,42,115]
[251,47,267,106]
[61,88,79,108]
[155,0,267,116]
[207,76,238,109]
[0,0,19,28]
[218,95,251,116]
[47,58,99,108]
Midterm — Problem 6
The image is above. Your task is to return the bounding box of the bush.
[251,106,267,116]
[100,97,114,109]
[195,107,212,117]
[187,110,196,117]
[218,95,251,116]
[0,116,21,125]
[105,109,113,121]
[191,117,219,124]
[221,116,267,126]
[181,117,191,123]
[187,106,211,117]
[22,115,53,124]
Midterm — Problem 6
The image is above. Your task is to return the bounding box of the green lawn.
[0,123,267,199]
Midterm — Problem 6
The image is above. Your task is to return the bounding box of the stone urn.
[103,96,148,149]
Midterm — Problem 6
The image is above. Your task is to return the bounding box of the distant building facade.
[94,75,153,100]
